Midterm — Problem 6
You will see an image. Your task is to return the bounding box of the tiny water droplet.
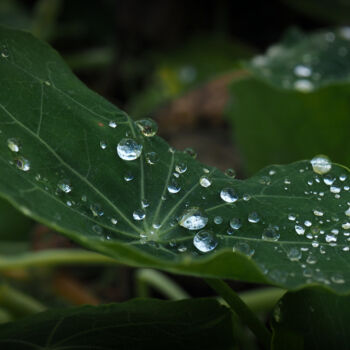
[90,203,104,217]
[109,120,117,128]
[15,157,30,171]
[184,147,197,158]
[179,207,208,230]
[224,168,236,178]
[7,138,20,152]
[193,230,217,253]
[262,227,280,241]
[220,188,238,203]
[57,179,72,193]
[287,247,302,261]
[100,141,107,149]
[124,172,134,182]
[293,65,312,77]
[248,212,260,223]
[117,138,142,161]
[175,162,187,173]
[200,176,211,188]
[135,118,158,137]
[167,178,181,194]
[214,216,223,224]
[133,209,146,221]
[233,242,255,257]
[230,218,242,230]
[111,218,118,225]
[294,79,314,92]
[145,151,159,165]
[311,155,332,175]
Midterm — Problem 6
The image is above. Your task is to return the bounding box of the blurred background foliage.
[0,0,350,327]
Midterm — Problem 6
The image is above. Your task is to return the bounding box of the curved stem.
[135,269,190,300]
[0,249,118,270]
[205,278,271,349]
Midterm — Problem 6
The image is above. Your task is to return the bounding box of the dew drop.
[214,216,223,224]
[287,247,302,261]
[224,168,236,178]
[184,148,197,158]
[331,273,345,284]
[179,207,208,230]
[262,227,280,241]
[200,176,212,188]
[313,209,323,217]
[124,172,134,182]
[57,179,72,193]
[145,151,159,165]
[92,224,103,234]
[294,79,314,92]
[220,188,238,203]
[248,212,260,223]
[233,242,255,257]
[295,225,305,235]
[167,179,181,194]
[293,65,312,77]
[7,138,20,152]
[135,118,158,137]
[15,156,30,171]
[193,230,217,253]
[133,209,146,221]
[111,218,118,225]
[230,218,242,230]
[175,162,187,173]
[117,138,142,161]
[288,213,296,221]
[90,203,104,217]
[109,120,117,128]
[100,141,107,150]
[311,155,332,175]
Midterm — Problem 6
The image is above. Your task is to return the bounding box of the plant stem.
[135,269,190,300]
[0,284,46,318]
[0,249,118,270]
[239,287,285,314]
[205,278,271,349]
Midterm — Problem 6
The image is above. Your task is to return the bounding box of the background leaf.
[0,298,235,349]
[2,26,350,293]
[227,28,350,174]
[271,287,350,349]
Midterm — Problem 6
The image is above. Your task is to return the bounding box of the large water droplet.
[57,179,72,193]
[135,118,158,137]
[15,157,30,171]
[179,207,208,230]
[7,138,20,152]
[311,155,332,175]
[220,188,238,203]
[193,230,217,253]
[117,138,142,161]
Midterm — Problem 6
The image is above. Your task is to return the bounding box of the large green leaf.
[2,25,350,293]
[227,28,350,174]
[271,287,350,349]
[0,298,234,349]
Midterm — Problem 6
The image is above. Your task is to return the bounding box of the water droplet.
[287,247,302,261]
[295,225,305,235]
[117,138,142,161]
[294,65,312,77]
[141,199,150,208]
[100,141,107,149]
[179,207,208,230]
[200,176,211,188]
[294,79,314,92]
[90,203,104,217]
[262,227,280,241]
[7,138,20,152]
[325,234,337,243]
[214,216,223,224]
[193,230,217,253]
[259,176,271,185]
[175,162,187,173]
[109,120,117,128]
[331,273,345,284]
[313,209,323,216]
[330,186,341,193]
[135,118,158,137]
[288,213,296,221]
[167,179,181,194]
[15,157,30,171]
[145,151,159,165]
[224,168,236,178]
[57,179,72,193]
[220,188,238,203]
[233,242,255,257]
[311,155,332,175]
[133,209,146,221]
[92,224,103,234]
[340,174,347,181]
[111,218,118,225]
[306,254,317,264]
[124,172,134,182]
[248,212,260,223]
[230,218,242,230]
[184,148,197,158]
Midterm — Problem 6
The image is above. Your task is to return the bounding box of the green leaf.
[227,28,350,174]
[2,25,350,293]
[271,287,350,349]
[0,298,235,349]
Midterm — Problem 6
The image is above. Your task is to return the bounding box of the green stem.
[205,278,271,349]
[0,284,45,318]
[0,249,118,270]
[135,269,190,300]
[239,287,285,314]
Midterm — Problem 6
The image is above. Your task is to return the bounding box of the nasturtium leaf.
[0,298,235,349]
[2,26,350,292]
[271,287,350,349]
[227,28,350,174]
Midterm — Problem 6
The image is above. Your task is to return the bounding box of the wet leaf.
[2,26,350,292]
[0,298,235,349]
[227,28,350,174]
[271,287,350,349]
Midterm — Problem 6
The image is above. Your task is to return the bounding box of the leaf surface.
[2,26,350,292]
[0,298,234,349]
